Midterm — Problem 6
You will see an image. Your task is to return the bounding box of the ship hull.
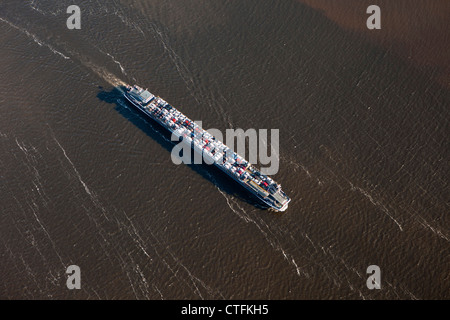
[123,90,289,212]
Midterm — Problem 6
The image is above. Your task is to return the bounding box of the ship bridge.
[128,86,154,104]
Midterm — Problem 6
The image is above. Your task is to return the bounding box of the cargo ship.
[123,85,291,211]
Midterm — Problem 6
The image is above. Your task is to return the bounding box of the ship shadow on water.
[97,86,270,212]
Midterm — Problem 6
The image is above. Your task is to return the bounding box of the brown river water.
[0,0,448,299]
